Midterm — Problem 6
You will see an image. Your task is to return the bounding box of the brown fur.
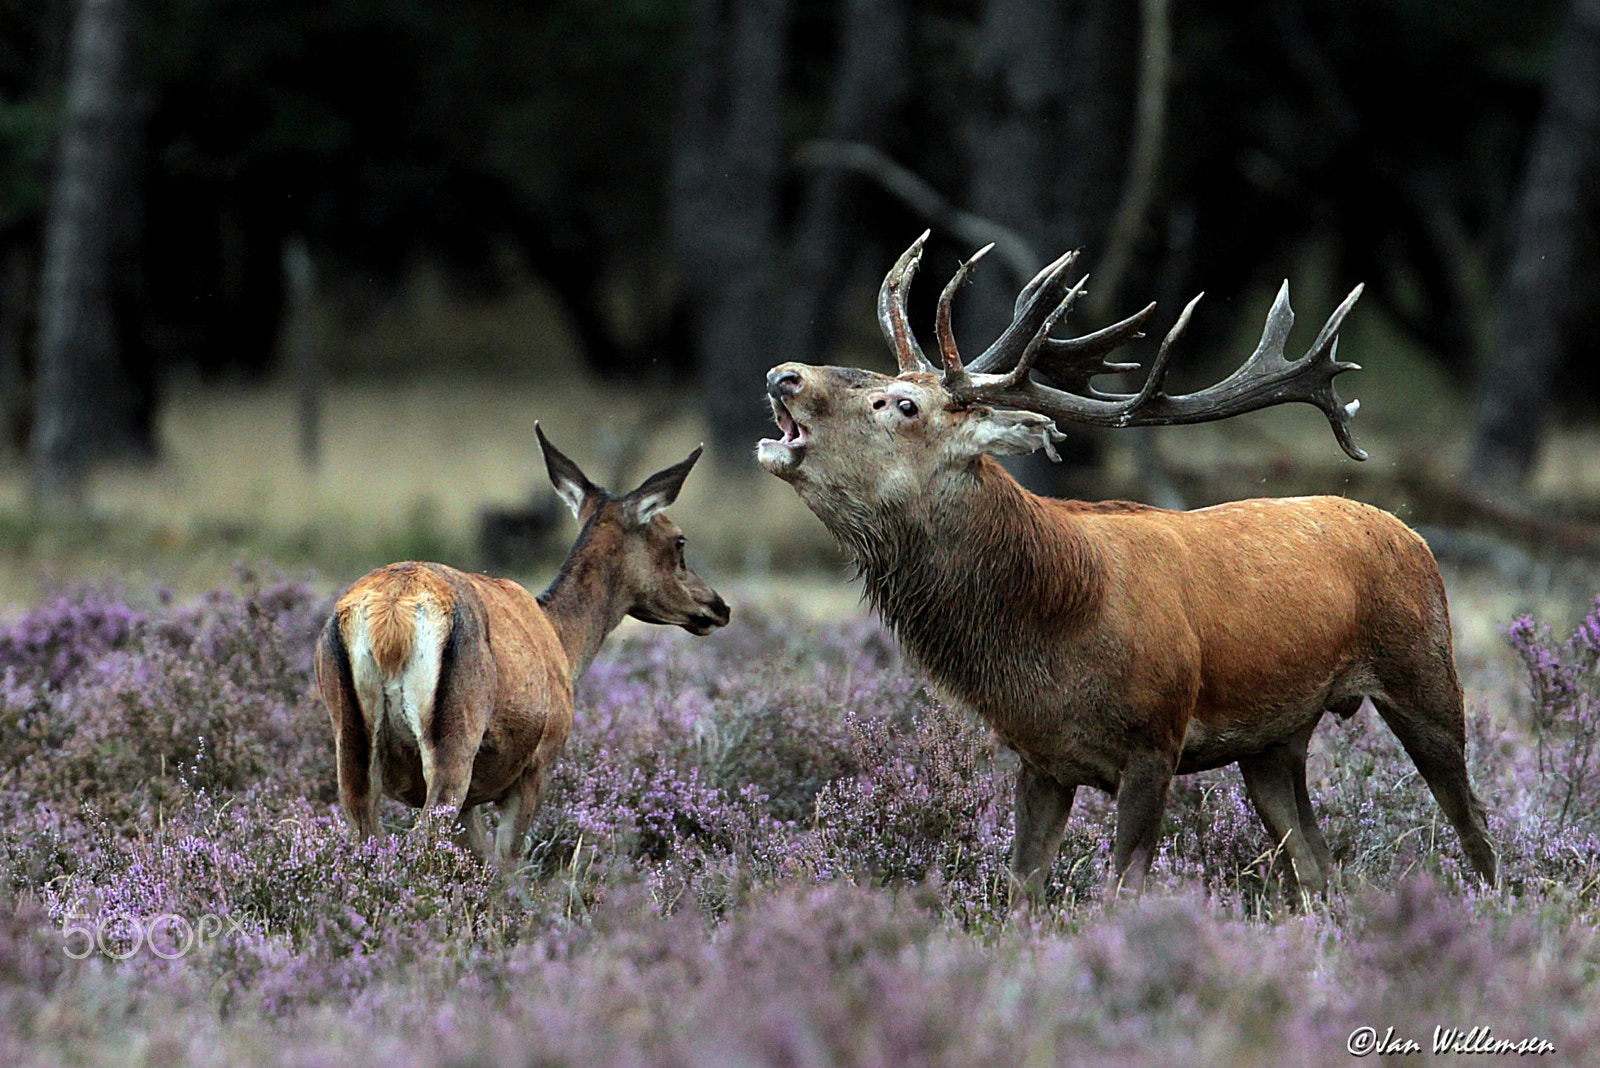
[316,436,729,864]
[758,362,1497,898]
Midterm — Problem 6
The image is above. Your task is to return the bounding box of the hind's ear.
[621,446,702,526]
[537,423,606,520]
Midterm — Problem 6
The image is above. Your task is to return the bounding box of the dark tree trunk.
[963,0,1136,492]
[31,0,149,506]
[283,235,320,471]
[671,0,793,467]
[1467,0,1600,495]
[0,245,35,458]
[963,0,1134,344]
[777,0,911,369]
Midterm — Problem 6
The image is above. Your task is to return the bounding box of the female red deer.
[316,426,730,863]
[758,232,1496,898]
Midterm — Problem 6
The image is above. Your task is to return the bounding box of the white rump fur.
[345,604,449,752]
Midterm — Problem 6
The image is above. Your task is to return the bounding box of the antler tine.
[935,244,993,390]
[951,273,1088,402]
[1012,248,1079,323]
[1029,295,1155,396]
[959,281,1369,461]
[878,231,936,374]
[1121,293,1204,410]
[964,249,1082,375]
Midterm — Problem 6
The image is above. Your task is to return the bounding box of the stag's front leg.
[1109,751,1176,894]
[1011,761,1076,907]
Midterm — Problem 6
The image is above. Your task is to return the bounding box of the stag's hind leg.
[1371,663,1498,884]
[1238,721,1329,896]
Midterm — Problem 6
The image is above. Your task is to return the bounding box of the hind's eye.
[897,399,918,417]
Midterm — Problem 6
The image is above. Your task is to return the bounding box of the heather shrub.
[1507,598,1600,830]
[0,588,145,690]
[1161,772,1288,899]
[1,574,1598,1066]
[797,701,1016,922]
[0,572,333,829]
[701,682,861,823]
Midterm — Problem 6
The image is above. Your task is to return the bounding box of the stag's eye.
[897,399,918,417]
[675,535,687,551]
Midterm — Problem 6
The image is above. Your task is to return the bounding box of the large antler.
[878,231,936,373]
[889,235,1368,462]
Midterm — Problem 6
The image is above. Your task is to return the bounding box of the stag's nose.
[767,366,803,398]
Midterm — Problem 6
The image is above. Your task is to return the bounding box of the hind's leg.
[420,604,495,819]
[319,627,383,839]
[1372,667,1498,884]
[334,717,383,839]
[494,762,546,865]
[457,804,492,857]
[421,737,478,815]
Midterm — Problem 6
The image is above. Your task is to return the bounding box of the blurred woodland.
[2,0,1600,574]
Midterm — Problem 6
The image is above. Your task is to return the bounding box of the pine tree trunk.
[1467,0,1600,495]
[777,0,911,369]
[671,0,793,467]
[31,0,147,507]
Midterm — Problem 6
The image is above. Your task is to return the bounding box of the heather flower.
[1506,598,1600,829]
[0,575,1596,1066]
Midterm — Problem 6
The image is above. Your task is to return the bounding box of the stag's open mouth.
[757,397,810,470]
[772,398,809,446]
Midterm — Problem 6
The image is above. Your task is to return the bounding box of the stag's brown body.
[316,430,729,862]
[759,233,1496,895]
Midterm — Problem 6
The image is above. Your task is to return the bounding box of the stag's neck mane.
[826,456,1104,706]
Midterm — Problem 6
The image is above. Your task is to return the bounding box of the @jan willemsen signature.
[1348,1025,1556,1057]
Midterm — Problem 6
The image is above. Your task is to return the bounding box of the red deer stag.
[316,426,730,862]
[758,232,1496,897]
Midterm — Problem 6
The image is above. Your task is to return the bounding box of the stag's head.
[758,231,1367,510]
[538,426,730,636]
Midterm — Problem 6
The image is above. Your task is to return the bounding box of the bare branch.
[796,140,1042,280]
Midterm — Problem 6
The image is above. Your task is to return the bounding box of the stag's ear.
[621,446,703,526]
[537,423,606,520]
[955,407,1067,462]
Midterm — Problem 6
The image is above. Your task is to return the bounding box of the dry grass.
[0,264,1593,633]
